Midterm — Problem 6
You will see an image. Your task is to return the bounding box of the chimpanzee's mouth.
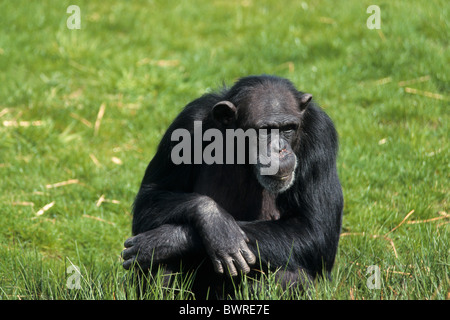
[272,173,292,181]
[279,148,291,158]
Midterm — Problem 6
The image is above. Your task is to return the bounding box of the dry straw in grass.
[94,103,106,136]
[45,179,80,189]
[341,209,449,259]
[82,214,116,226]
[36,201,55,216]
[404,87,445,100]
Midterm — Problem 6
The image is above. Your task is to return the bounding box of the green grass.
[0,0,448,300]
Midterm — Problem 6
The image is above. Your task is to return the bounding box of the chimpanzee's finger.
[124,236,136,248]
[231,251,250,274]
[121,246,137,260]
[223,256,238,277]
[122,257,136,270]
[240,241,256,265]
[211,256,224,274]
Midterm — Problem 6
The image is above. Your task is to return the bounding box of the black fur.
[122,75,343,298]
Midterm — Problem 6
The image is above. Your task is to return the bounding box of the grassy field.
[0,0,448,300]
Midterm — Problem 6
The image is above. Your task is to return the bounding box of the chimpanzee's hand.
[122,224,199,271]
[197,208,257,277]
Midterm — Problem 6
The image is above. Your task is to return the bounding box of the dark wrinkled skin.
[122,200,256,276]
[122,224,197,271]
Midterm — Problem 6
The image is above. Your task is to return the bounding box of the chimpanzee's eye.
[281,124,298,133]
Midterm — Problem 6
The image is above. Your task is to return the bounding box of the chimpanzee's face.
[241,87,303,193]
[212,82,312,194]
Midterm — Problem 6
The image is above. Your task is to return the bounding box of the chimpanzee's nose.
[277,139,291,157]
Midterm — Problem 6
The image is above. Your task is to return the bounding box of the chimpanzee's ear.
[299,93,313,111]
[212,101,237,126]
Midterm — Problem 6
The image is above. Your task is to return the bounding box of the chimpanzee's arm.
[123,96,256,275]
[124,186,256,275]
[125,163,342,280]
[122,223,201,271]
[239,137,344,280]
[238,210,341,279]
[124,198,341,281]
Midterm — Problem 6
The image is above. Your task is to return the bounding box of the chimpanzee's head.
[212,76,312,193]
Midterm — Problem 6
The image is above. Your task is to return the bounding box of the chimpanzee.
[122,75,343,298]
